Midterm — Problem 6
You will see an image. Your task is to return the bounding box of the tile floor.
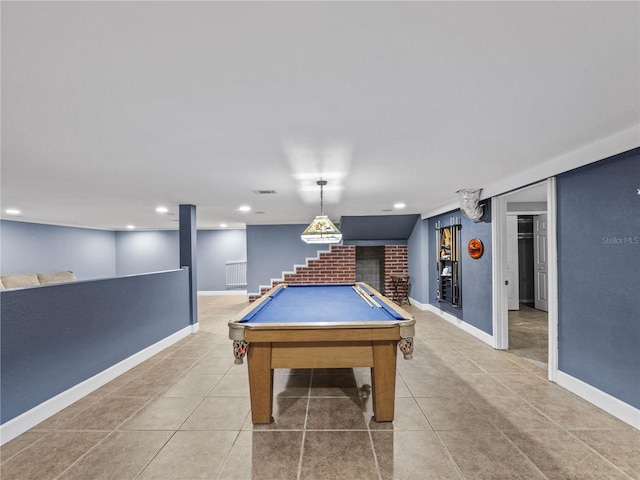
[508,304,548,368]
[1,296,638,479]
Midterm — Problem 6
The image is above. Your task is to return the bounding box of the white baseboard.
[412,298,494,347]
[0,325,193,446]
[198,290,247,296]
[556,370,640,429]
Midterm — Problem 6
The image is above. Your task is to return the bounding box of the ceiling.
[2,1,638,231]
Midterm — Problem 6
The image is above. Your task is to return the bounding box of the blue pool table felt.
[240,284,405,324]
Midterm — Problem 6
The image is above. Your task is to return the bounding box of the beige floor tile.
[180,397,250,430]
[455,373,517,400]
[395,353,453,376]
[306,397,367,430]
[415,396,496,431]
[367,397,433,431]
[508,304,548,365]
[461,348,513,362]
[401,373,463,397]
[219,430,303,480]
[143,356,199,376]
[526,394,630,429]
[504,429,631,480]
[160,373,223,397]
[438,429,547,479]
[62,396,150,431]
[108,374,177,398]
[507,353,548,374]
[300,431,378,480]
[157,336,193,354]
[31,395,101,431]
[137,430,238,480]
[56,431,172,480]
[207,341,239,358]
[119,397,202,430]
[248,396,308,430]
[491,373,563,398]
[469,394,561,430]
[166,342,213,358]
[393,374,413,397]
[0,430,47,461]
[88,372,138,396]
[0,431,107,480]
[125,357,164,377]
[224,360,250,376]
[208,373,250,397]
[187,355,236,375]
[372,430,463,479]
[438,356,486,375]
[572,428,640,479]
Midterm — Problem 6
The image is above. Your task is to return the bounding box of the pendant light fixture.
[301,180,342,244]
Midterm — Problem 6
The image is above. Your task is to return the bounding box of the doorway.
[492,179,558,380]
[506,214,549,369]
[355,246,384,293]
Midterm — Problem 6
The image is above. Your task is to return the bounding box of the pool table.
[228,283,415,424]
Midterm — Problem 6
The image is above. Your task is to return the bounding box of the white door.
[506,215,520,310]
[534,214,549,312]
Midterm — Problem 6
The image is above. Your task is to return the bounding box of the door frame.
[505,214,520,311]
[492,178,558,382]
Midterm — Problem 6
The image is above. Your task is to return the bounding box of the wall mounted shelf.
[436,220,461,307]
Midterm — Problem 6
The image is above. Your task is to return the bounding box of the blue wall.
[1,269,191,423]
[426,205,493,335]
[197,229,247,291]
[407,218,428,304]
[557,148,640,409]
[2,222,246,292]
[246,224,331,295]
[115,230,179,275]
[458,202,493,334]
[1,221,116,280]
[116,229,246,291]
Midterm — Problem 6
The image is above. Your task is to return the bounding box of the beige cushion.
[37,271,76,285]
[1,273,40,289]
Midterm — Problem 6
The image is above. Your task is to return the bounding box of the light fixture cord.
[320,182,324,216]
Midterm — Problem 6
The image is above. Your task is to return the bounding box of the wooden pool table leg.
[371,340,398,422]
[247,342,273,424]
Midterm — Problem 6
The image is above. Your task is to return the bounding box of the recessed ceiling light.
[238,205,251,212]
[5,208,21,215]
[126,225,135,229]
[394,203,406,209]
[220,223,228,228]
[156,206,169,214]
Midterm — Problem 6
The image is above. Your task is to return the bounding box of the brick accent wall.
[383,245,409,296]
[250,245,356,301]
[249,244,408,302]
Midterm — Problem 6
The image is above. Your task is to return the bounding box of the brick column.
[383,245,408,296]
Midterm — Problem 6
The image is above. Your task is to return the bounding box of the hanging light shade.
[456,188,484,222]
[301,180,342,244]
